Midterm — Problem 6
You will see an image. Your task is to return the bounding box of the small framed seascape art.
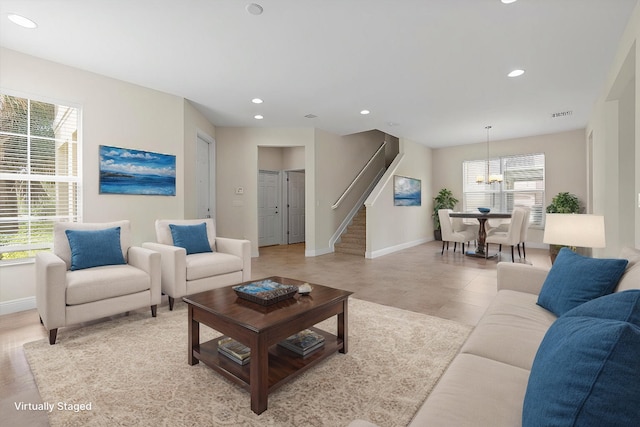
[393,175,421,206]
[99,145,176,196]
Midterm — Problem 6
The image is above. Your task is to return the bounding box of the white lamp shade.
[543,214,606,248]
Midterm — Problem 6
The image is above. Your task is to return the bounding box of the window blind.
[0,94,81,261]
[463,153,545,226]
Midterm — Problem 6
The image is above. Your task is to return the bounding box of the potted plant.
[545,192,581,261]
[546,192,581,214]
[432,188,459,240]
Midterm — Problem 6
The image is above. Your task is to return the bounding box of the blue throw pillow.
[537,247,628,316]
[169,222,212,255]
[523,291,640,426]
[65,227,126,271]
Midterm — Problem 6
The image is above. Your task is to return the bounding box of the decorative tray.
[233,279,298,306]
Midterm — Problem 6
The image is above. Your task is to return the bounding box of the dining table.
[449,211,512,258]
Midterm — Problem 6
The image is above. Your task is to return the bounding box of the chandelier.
[476,125,503,184]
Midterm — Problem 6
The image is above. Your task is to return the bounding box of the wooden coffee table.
[183,276,353,414]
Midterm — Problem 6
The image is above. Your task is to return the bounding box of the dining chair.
[438,209,477,255]
[485,207,526,262]
[517,207,531,259]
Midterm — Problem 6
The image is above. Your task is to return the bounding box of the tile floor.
[0,240,552,426]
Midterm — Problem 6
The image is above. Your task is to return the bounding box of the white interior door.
[287,171,305,244]
[258,170,281,247]
[196,135,215,219]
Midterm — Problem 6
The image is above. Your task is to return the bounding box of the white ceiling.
[0,0,636,147]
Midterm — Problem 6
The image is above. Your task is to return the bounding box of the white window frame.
[0,91,82,264]
[462,153,545,227]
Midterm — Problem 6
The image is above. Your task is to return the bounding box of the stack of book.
[278,329,325,356]
[217,337,251,365]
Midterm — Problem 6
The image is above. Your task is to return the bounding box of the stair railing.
[331,141,387,210]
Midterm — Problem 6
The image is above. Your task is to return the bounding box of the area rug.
[24,298,472,427]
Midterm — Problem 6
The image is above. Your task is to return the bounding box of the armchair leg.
[453,242,457,252]
[49,329,58,345]
[511,246,515,262]
[151,305,157,317]
[168,297,175,311]
[517,243,522,258]
[522,242,526,258]
[39,316,43,325]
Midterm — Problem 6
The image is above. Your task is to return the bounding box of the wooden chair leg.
[462,242,465,253]
[522,242,526,258]
[453,242,457,252]
[169,296,175,311]
[48,329,58,345]
[517,243,522,258]
[151,305,157,317]
[511,245,515,262]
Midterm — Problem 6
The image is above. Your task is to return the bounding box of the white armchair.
[142,219,251,310]
[36,220,161,344]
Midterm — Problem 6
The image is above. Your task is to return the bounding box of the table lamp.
[543,214,605,259]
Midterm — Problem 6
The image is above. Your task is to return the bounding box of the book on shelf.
[278,329,325,356]
[218,337,250,365]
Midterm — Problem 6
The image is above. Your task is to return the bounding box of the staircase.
[334,208,366,256]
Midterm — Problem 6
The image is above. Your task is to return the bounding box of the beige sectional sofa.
[350,251,640,427]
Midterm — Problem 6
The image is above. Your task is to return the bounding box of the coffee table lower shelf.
[193,327,342,393]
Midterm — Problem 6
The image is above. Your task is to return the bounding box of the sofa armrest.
[35,252,67,330]
[128,246,162,305]
[142,242,187,298]
[216,237,252,281]
[497,262,550,295]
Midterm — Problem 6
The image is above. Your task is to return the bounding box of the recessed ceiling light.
[7,13,38,29]
[501,0,518,4]
[246,3,263,15]
[360,110,370,115]
[508,69,525,77]
[251,98,263,104]
[254,114,264,120]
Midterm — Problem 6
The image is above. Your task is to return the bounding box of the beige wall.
[215,127,316,256]
[0,48,189,311]
[431,129,587,246]
[216,127,384,256]
[366,138,432,257]
[314,129,386,254]
[587,1,639,257]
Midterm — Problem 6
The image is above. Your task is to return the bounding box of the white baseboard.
[0,296,36,315]
[305,247,332,257]
[366,238,430,259]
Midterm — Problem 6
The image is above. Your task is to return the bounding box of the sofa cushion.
[523,290,640,426]
[65,227,126,271]
[615,247,640,292]
[185,252,244,281]
[537,247,627,316]
[169,222,212,255]
[460,290,557,370]
[66,264,151,305]
[413,353,530,427]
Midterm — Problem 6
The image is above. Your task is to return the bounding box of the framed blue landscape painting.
[99,145,176,196]
[394,175,421,206]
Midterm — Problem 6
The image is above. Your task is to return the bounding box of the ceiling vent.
[304,114,318,119]
[551,110,573,119]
